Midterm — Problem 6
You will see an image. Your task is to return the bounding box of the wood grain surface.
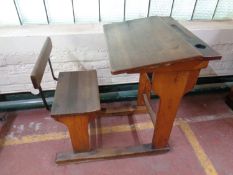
[161,17,221,60]
[30,37,52,89]
[151,60,206,148]
[137,73,151,105]
[104,16,221,74]
[55,115,91,152]
[51,70,100,116]
[56,143,169,164]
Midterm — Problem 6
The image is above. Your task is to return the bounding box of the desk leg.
[152,70,200,148]
[55,115,90,152]
[137,73,151,106]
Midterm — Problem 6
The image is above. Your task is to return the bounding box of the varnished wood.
[137,73,151,106]
[97,17,223,162]
[56,143,169,164]
[184,69,203,93]
[30,37,52,89]
[55,115,91,152]
[143,94,156,125]
[50,71,100,153]
[51,70,101,116]
[103,17,221,154]
[99,105,147,116]
[129,59,209,74]
[161,17,221,60]
[103,16,220,75]
[29,37,103,159]
[151,61,205,148]
[50,16,222,163]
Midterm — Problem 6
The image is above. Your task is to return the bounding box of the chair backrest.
[31,37,52,89]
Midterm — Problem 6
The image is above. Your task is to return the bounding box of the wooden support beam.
[99,105,147,117]
[56,143,169,164]
[55,115,91,152]
[143,94,156,125]
[137,73,152,106]
[151,67,203,148]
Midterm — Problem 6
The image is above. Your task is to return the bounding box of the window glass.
[149,0,174,16]
[101,0,124,22]
[214,0,233,19]
[73,0,99,23]
[45,0,74,24]
[125,0,150,20]
[193,0,218,20]
[171,0,197,20]
[16,0,47,24]
[0,0,20,25]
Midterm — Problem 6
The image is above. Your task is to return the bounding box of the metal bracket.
[37,58,58,110]
[48,58,58,81]
[38,86,50,111]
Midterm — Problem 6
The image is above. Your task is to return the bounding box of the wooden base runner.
[99,105,147,116]
[56,143,169,164]
[143,94,156,125]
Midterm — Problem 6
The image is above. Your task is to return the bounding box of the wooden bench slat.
[30,37,52,89]
[51,70,101,116]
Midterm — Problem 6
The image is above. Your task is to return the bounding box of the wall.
[0,20,233,94]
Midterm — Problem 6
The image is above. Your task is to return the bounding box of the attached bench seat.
[51,70,100,153]
[51,70,100,117]
[30,37,101,153]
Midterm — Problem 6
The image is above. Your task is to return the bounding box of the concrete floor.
[0,92,233,175]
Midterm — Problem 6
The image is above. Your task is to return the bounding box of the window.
[0,0,232,26]
[74,0,99,23]
[171,0,197,20]
[214,0,233,19]
[45,0,74,24]
[192,0,218,20]
[101,0,124,22]
[0,0,20,25]
[125,0,149,20]
[149,0,174,17]
[15,0,48,24]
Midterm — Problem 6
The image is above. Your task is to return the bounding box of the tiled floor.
[0,92,233,175]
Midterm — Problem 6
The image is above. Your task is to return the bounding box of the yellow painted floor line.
[0,132,69,147]
[0,121,154,147]
[95,121,153,135]
[178,119,218,175]
[0,114,231,149]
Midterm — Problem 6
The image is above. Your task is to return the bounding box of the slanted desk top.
[104,16,221,74]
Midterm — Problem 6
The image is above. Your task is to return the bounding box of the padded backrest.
[30,37,52,89]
